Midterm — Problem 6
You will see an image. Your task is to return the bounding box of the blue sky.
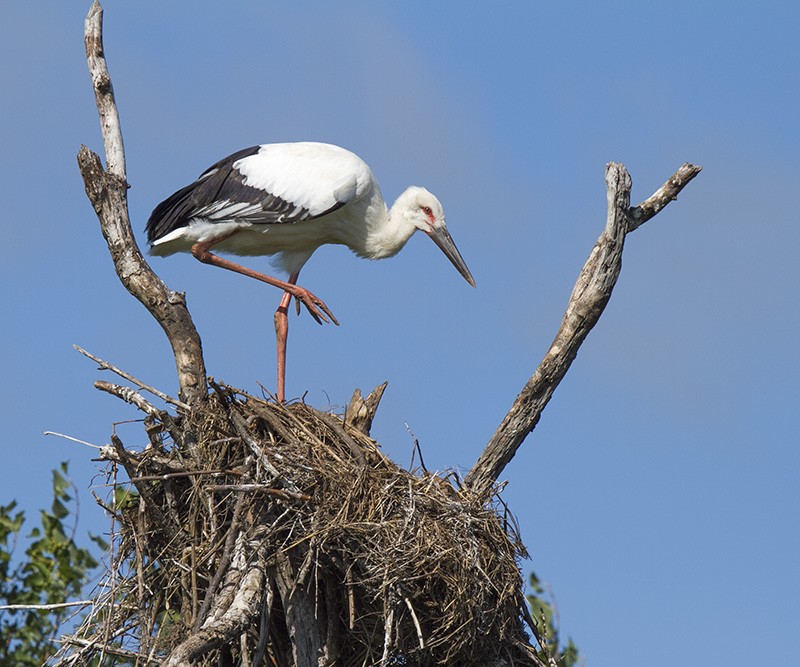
[2,2,798,664]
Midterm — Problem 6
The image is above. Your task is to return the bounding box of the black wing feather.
[146,146,345,244]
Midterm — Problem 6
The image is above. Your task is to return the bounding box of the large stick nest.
[56,383,541,666]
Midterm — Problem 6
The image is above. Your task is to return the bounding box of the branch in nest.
[95,380,161,418]
[63,635,162,665]
[464,162,702,497]
[162,548,268,667]
[206,484,312,502]
[75,345,189,410]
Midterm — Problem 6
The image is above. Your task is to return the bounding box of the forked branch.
[464,162,702,497]
[77,0,207,406]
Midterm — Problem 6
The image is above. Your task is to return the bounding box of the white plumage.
[146,141,475,401]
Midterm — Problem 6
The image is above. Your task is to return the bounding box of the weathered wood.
[464,163,702,497]
[345,382,388,436]
[162,544,268,667]
[79,1,207,406]
[274,553,323,667]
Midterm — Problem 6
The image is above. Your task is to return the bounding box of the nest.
[55,383,542,666]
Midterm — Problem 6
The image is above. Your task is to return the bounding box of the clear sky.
[2,2,798,664]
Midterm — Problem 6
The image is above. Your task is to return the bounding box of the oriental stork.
[146,142,475,402]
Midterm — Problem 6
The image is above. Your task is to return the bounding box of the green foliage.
[527,572,581,667]
[0,463,102,667]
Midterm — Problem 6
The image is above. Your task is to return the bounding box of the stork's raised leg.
[273,273,298,403]
[190,237,339,326]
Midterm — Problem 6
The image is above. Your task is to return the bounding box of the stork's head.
[399,186,476,287]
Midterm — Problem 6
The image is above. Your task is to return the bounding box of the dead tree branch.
[464,162,702,497]
[77,0,207,407]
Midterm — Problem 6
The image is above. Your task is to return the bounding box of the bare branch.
[43,431,103,450]
[206,484,312,502]
[0,601,93,612]
[464,162,702,497]
[94,380,162,417]
[629,162,702,231]
[83,0,125,179]
[75,345,190,410]
[79,2,207,406]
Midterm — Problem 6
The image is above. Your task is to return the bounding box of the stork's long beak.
[427,225,476,287]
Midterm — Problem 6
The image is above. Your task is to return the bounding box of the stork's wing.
[146,142,372,244]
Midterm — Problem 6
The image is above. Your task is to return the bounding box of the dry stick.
[403,596,425,649]
[63,636,162,665]
[43,431,103,450]
[75,344,190,411]
[94,380,161,417]
[252,584,273,667]
[93,377,186,454]
[0,601,93,611]
[127,469,236,483]
[109,434,187,549]
[192,493,246,632]
[79,1,206,407]
[464,162,702,497]
[207,484,312,502]
[316,411,367,466]
[227,407,305,494]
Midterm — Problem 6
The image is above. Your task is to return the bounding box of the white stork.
[146,141,475,402]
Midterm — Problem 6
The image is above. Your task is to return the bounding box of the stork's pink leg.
[190,238,339,326]
[274,274,297,403]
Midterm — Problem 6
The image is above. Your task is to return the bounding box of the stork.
[146,141,475,402]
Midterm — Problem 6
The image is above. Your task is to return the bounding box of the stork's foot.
[286,285,339,326]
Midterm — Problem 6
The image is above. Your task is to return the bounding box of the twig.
[316,411,367,466]
[206,484,311,502]
[405,422,428,473]
[227,406,305,494]
[94,380,161,417]
[628,162,702,231]
[128,469,238,483]
[62,635,162,665]
[193,493,246,632]
[43,431,103,450]
[0,601,93,611]
[75,345,190,411]
[402,596,425,649]
[464,162,702,497]
[380,595,395,667]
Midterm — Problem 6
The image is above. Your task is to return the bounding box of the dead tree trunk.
[57,2,701,666]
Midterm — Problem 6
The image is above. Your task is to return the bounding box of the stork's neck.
[361,189,420,259]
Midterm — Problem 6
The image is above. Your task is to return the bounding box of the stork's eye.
[421,205,433,216]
